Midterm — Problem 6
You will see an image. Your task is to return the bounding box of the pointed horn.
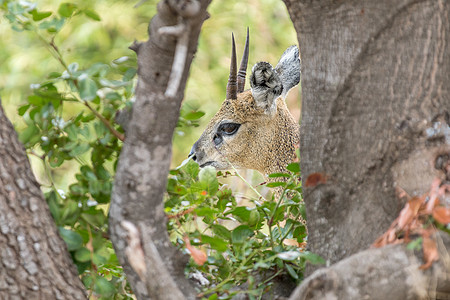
[226,33,237,100]
[237,28,249,93]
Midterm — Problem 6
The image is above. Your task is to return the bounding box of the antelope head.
[189,31,301,176]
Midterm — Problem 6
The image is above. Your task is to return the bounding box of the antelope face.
[190,31,300,173]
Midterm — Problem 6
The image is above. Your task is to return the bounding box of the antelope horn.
[226,33,237,100]
[237,28,249,93]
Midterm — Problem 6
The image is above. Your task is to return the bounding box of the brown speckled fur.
[192,90,299,177]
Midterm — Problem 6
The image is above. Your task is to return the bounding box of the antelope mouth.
[199,161,215,168]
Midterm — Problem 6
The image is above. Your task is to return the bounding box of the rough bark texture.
[283,0,450,271]
[0,102,86,299]
[290,232,450,300]
[109,1,211,299]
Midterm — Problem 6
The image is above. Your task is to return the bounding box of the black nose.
[189,144,197,161]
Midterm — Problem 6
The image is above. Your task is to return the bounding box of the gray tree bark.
[281,0,450,298]
[289,233,450,300]
[108,1,211,299]
[0,102,86,299]
[283,0,450,268]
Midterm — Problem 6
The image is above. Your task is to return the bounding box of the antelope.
[189,31,301,178]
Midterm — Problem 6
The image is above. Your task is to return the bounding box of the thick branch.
[109,1,211,299]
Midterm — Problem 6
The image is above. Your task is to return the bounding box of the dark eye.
[218,123,240,135]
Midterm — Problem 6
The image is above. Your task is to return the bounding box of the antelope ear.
[250,62,283,115]
[275,46,301,98]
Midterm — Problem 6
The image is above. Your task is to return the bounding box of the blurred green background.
[0,0,298,186]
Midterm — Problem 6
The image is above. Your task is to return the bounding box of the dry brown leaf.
[283,239,300,247]
[425,178,442,213]
[184,236,207,266]
[397,196,424,229]
[304,173,327,187]
[372,235,387,248]
[432,206,450,225]
[395,186,411,201]
[419,236,439,270]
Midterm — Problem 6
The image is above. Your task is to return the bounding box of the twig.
[84,101,125,141]
[167,207,196,219]
[35,31,126,142]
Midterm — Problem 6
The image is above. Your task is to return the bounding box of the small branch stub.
[121,220,147,281]
[161,19,190,98]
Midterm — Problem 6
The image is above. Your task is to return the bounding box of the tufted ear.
[250,62,283,115]
[274,46,301,99]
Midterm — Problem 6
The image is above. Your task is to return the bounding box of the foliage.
[1,1,136,298]
[165,160,319,299]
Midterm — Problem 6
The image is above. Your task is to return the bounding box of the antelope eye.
[218,123,240,135]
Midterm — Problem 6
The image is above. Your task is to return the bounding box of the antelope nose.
[189,144,197,161]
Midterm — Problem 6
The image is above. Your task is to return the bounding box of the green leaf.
[18,104,30,116]
[61,200,79,224]
[83,9,101,21]
[88,180,102,197]
[231,225,254,245]
[211,224,231,240]
[228,207,251,223]
[184,111,205,120]
[93,252,108,265]
[48,72,62,79]
[266,182,286,188]
[208,293,218,300]
[300,251,325,265]
[28,95,45,106]
[68,62,79,73]
[105,92,121,101]
[31,10,52,21]
[48,155,65,168]
[285,263,299,280]
[69,143,90,157]
[65,123,78,141]
[184,160,199,178]
[201,235,228,252]
[46,191,61,224]
[79,76,98,101]
[94,276,115,297]
[81,211,106,227]
[268,172,291,178]
[39,17,65,32]
[86,63,109,77]
[58,227,83,251]
[75,247,91,262]
[123,68,137,82]
[19,124,39,145]
[195,207,218,217]
[247,209,260,227]
[406,237,423,251]
[58,3,77,18]
[81,166,97,180]
[198,166,219,195]
[286,162,300,173]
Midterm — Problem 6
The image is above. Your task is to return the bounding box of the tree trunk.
[0,102,86,299]
[108,1,211,299]
[283,0,450,269]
